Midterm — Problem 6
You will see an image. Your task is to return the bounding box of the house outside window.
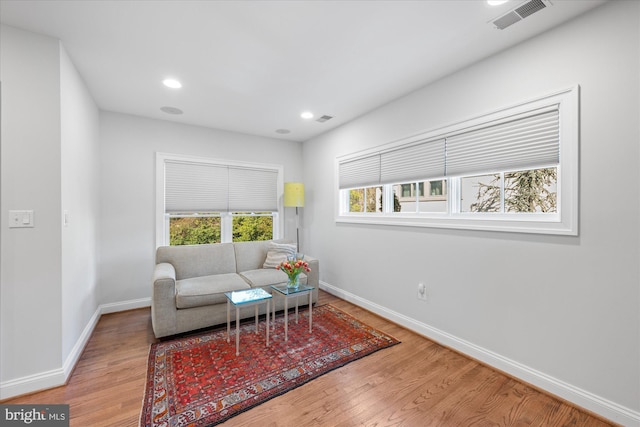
[394,180,447,213]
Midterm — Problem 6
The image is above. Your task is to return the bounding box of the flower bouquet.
[276,254,311,289]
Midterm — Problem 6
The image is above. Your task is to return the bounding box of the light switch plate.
[9,210,34,228]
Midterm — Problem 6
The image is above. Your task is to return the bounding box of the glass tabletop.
[270,284,315,296]
[225,288,272,305]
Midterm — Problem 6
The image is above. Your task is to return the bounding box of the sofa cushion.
[240,268,307,288]
[262,242,297,268]
[175,273,250,309]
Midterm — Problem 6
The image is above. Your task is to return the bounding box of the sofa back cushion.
[233,240,272,272]
[156,243,236,280]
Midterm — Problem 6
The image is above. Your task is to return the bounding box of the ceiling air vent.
[492,0,548,30]
[316,115,333,123]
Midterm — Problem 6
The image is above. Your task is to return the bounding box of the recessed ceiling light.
[300,111,314,119]
[160,106,183,115]
[163,78,182,89]
[275,129,291,134]
[487,0,508,5]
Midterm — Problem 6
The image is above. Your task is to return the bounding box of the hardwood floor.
[4,291,615,426]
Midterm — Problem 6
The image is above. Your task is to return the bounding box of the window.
[232,213,273,242]
[170,215,221,245]
[461,174,500,213]
[156,153,283,247]
[504,168,557,213]
[349,186,383,213]
[336,86,579,235]
[393,180,447,213]
[401,184,412,198]
[460,168,557,213]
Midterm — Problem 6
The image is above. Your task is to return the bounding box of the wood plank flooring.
[3,291,615,426]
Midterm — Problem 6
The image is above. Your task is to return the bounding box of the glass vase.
[287,275,300,290]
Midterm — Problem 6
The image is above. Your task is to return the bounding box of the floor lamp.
[284,182,305,252]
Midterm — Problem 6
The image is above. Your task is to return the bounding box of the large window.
[336,87,578,235]
[167,213,274,246]
[156,153,283,247]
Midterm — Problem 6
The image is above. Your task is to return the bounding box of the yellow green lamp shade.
[284,182,305,207]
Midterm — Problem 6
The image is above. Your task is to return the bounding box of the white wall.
[60,46,100,368]
[98,112,304,307]
[0,24,101,399]
[303,2,639,424]
[0,25,63,391]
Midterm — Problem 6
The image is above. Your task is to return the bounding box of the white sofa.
[151,240,319,338]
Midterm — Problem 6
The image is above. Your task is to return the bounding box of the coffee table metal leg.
[309,291,313,333]
[284,296,288,341]
[227,300,230,342]
[254,305,259,334]
[235,306,240,356]
[266,300,270,347]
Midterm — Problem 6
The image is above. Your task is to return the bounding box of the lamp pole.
[295,206,300,252]
[284,182,305,252]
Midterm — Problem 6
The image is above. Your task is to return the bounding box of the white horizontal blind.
[165,161,229,213]
[229,167,278,211]
[338,154,381,189]
[446,108,559,176]
[338,107,559,189]
[380,139,445,184]
[165,161,279,213]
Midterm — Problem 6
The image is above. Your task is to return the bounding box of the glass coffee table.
[225,288,272,356]
[270,284,315,341]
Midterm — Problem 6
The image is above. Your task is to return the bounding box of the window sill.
[335,213,577,236]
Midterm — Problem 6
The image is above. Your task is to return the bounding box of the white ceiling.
[0,0,606,142]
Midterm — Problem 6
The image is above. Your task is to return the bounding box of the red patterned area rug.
[140,304,399,427]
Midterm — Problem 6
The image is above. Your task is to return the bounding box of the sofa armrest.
[154,262,176,283]
[152,262,178,338]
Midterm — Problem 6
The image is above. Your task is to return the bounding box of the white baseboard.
[61,306,102,380]
[319,281,640,427]
[0,368,67,401]
[99,297,151,314]
[0,297,151,401]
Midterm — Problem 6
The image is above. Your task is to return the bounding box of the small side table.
[225,288,272,356]
[270,284,315,341]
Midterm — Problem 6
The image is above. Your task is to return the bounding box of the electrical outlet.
[417,282,427,301]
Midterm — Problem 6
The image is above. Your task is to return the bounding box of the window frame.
[335,86,579,235]
[156,152,284,248]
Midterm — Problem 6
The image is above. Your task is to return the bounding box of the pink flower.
[277,256,311,281]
